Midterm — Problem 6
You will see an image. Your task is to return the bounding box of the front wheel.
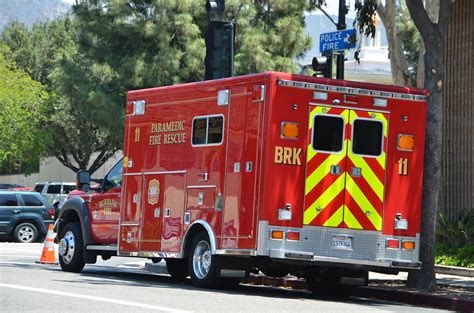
[58,222,85,272]
[188,232,220,288]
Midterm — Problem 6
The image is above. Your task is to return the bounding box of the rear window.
[312,115,345,153]
[47,184,61,194]
[21,194,44,207]
[0,194,18,206]
[34,184,44,192]
[352,119,383,157]
[192,115,224,146]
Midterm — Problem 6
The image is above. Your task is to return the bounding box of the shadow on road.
[42,265,418,310]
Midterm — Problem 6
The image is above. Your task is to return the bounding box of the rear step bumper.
[257,221,421,270]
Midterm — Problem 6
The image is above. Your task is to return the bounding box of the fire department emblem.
[148,179,160,205]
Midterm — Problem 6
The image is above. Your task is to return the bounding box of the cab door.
[89,160,122,244]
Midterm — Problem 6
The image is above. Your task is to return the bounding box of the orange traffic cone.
[36,224,58,265]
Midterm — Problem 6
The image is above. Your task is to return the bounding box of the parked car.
[34,182,76,218]
[0,183,24,190]
[0,191,55,243]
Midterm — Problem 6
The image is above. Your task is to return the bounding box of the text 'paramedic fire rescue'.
[148,120,186,145]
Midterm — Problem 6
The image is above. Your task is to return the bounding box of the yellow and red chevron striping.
[304,106,388,231]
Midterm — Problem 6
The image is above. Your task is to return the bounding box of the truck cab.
[55,159,122,271]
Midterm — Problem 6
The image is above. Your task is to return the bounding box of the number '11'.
[398,158,408,176]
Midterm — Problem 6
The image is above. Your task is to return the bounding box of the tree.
[404,0,452,289]
[50,0,312,173]
[359,0,451,289]
[0,47,50,174]
[2,18,121,175]
[371,0,411,86]
[1,18,76,87]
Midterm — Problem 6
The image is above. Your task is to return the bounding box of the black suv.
[0,191,55,243]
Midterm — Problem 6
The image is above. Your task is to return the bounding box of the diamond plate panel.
[257,221,420,267]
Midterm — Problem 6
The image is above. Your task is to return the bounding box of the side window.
[34,184,44,193]
[352,119,383,157]
[0,194,18,206]
[192,115,224,146]
[62,185,76,194]
[22,194,43,207]
[312,115,345,153]
[105,160,123,189]
[47,184,61,194]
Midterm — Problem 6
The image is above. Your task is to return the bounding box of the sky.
[307,0,357,19]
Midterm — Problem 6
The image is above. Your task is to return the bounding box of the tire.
[58,222,85,272]
[14,222,38,243]
[188,232,221,288]
[166,258,188,281]
[53,203,59,221]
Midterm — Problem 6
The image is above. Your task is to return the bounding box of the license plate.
[332,236,352,250]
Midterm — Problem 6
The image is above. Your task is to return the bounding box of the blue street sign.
[319,29,356,53]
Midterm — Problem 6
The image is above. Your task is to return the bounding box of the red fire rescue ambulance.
[56,71,427,292]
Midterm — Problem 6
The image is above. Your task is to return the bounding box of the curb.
[435,265,474,278]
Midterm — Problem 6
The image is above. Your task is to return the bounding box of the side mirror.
[76,170,91,192]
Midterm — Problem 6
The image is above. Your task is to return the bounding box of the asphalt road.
[0,242,448,313]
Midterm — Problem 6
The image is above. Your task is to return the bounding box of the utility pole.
[336,0,348,79]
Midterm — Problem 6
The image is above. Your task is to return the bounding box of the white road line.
[0,255,39,258]
[0,261,43,266]
[0,283,193,313]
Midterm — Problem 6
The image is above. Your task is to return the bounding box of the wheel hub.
[59,231,75,264]
[18,225,34,242]
[192,240,211,279]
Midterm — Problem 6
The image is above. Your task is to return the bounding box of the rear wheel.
[166,258,188,281]
[188,232,220,288]
[14,222,38,243]
[58,222,85,272]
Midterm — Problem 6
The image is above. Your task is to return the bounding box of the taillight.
[287,231,300,241]
[47,208,55,219]
[386,239,400,249]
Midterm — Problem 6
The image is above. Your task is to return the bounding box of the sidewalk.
[370,269,474,289]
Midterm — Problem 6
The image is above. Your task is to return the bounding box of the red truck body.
[58,72,427,287]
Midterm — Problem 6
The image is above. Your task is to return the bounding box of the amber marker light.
[281,122,299,139]
[397,134,415,151]
[386,239,400,249]
[402,241,416,250]
[270,230,284,240]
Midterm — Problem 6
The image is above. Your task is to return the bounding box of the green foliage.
[436,209,474,249]
[1,1,314,174]
[1,18,76,86]
[0,48,51,173]
[354,0,377,38]
[435,243,474,268]
[226,0,313,75]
